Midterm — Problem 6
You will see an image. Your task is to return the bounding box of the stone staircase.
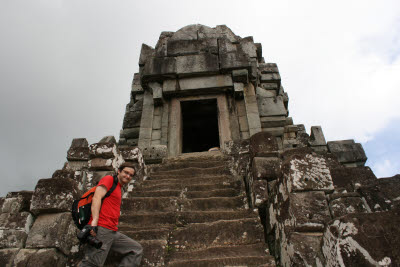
[106,151,275,266]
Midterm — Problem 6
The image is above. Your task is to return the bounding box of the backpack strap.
[102,175,118,200]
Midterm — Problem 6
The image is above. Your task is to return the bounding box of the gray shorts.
[80,226,143,267]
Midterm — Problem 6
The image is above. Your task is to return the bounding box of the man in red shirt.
[80,163,143,267]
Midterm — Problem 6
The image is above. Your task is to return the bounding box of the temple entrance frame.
[168,94,232,157]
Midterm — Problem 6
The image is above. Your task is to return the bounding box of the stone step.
[131,188,239,198]
[144,175,232,186]
[181,196,246,211]
[168,255,275,267]
[150,160,229,172]
[119,210,258,227]
[122,228,171,241]
[186,188,239,198]
[150,166,231,177]
[163,151,228,164]
[133,189,182,197]
[135,181,240,192]
[168,244,275,267]
[121,197,179,212]
[169,218,264,251]
[104,239,167,267]
[119,212,177,226]
[122,195,245,213]
[177,210,258,225]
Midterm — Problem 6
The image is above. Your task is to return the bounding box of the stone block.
[3,191,33,213]
[176,53,219,76]
[0,211,33,230]
[26,212,78,255]
[281,232,324,267]
[233,82,244,99]
[252,157,281,181]
[65,161,88,171]
[219,51,251,71]
[262,127,284,137]
[259,63,279,74]
[154,31,173,57]
[232,69,249,83]
[123,110,142,129]
[99,136,117,144]
[51,169,74,179]
[0,248,19,267]
[309,126,326,146]
[178,75,233,92]
[288,191,331,231]
[12,248,67,267]
[199,24,240,43]
[86,171,115,189]
[238,115,249,132]
[282,152,334,192]
[119,147,142,161]
[0,229,28,248]
[260,116,286,128]
[162,79,177,94]
[142,145,167,164]
[260,83,279,91]
[329,197,368,218]
[254,180,269,207]
[126,139,138,146]
[249,132,279,158]
[260,73,281,85]
[120,127,140,139]
[149,82,163,106]
[131,73,144,93]
[256,86,277,97]
[139,44,155,67]
[330,166,376,191]
[67,146,89,161]
[322,210,400,266]
[327,139,367,165]
[153,115,162,130]
[89,157,120,171]
[151,129,161,140]
[89,142,118,159]
[258,96,287,117]
[142,56,176,79]
[167,38,218,56]
[239,37,257,58]
[30,178,80,215]
[358,175,400,212]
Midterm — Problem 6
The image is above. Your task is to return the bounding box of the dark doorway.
[181,99,220,153]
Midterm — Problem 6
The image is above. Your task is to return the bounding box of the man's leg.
[111,231,143,267]
[80,227,116,267]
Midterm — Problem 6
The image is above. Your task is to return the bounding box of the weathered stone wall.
[234,131,400,266]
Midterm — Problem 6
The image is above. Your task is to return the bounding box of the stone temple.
[1,25,399,266]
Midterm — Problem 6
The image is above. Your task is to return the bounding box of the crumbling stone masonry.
[1,24,399,266]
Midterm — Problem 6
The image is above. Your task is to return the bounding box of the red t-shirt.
[89,175,121,231]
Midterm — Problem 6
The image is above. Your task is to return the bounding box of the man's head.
[117,163,135,185]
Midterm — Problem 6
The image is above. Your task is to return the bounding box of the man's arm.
[91,185,108,229]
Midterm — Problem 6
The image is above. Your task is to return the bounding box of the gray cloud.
[1,0,399,196]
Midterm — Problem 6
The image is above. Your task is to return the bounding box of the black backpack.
[71,175,118,230]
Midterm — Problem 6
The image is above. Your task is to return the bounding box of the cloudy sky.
[0,0,399,196]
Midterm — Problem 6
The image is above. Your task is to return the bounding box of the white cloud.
[372,159,399,178]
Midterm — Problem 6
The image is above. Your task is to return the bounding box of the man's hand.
[89,226,98,237]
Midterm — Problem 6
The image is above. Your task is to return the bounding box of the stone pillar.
[168,98,182,157]
[138,90,154,148]
[243,82,262,137]
[216,94,232,150]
